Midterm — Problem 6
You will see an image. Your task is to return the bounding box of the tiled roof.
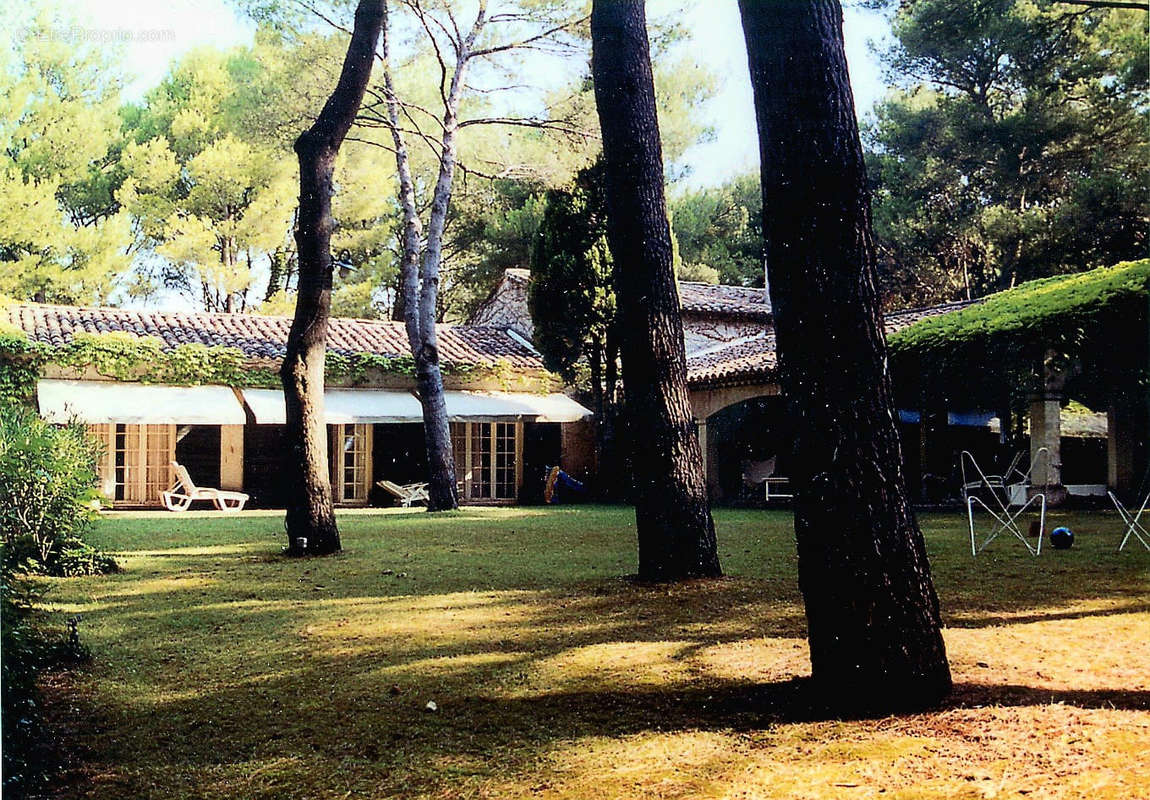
[3,303,546,371]
[494,269,772,322]
[679,282,772,321]
[880,300,977,337]
[687,332,777,385]
[686,300,979,386]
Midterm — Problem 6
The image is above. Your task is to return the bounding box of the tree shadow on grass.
[946,601,1150,629]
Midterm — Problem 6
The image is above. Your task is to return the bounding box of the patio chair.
[162,461,249,512]
[1109,466,1150,552]
[377,480,430,508]
[960,448,1048,556]
[1109,490,1150,552]
[743,457,792,501]
[961,450,1025,502]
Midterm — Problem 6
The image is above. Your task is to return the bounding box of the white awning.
[241,388,425,424]
[240,388,592,424]
[443,391,593,422]
[36,379,247,425]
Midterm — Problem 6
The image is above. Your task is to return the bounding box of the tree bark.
[739,0,951,710]
[281,0,384,555]
[590,0,721,582]
[380,0,469,511]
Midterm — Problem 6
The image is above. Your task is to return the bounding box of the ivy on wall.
[889,260,1150,357]
[0,327,524,405]
[888,259,1150,411]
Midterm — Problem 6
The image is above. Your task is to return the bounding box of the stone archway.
[690,382,784,502]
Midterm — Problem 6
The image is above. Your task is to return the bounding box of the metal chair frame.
[1109,489,1150,552]
[960,448,1049,557]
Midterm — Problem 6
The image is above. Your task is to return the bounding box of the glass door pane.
[144,425,174,504]
[451,423,468,496]
[470,422,492,499]
[341,424,369,502]
[494,422,516,499]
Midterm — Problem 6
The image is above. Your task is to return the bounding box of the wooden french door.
[330,423,373,505]
[88,424,176,506]
[451,422,522,502]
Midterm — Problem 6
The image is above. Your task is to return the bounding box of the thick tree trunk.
[739,0,951,710]
[590,0,721,581]
[281,0,384,555]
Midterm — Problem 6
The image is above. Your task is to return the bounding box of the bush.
[1,406,112,795]
[1,572,51,797]
[0,406,116,576]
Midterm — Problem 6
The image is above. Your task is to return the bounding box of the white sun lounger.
[162,461,249,512]
[377,480,430,508]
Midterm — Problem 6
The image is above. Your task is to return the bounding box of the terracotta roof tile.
[3,303,546,371]
[880,300,978,337]
[687,332,777,385]
[686,299,979,386]
[679,282,772,321]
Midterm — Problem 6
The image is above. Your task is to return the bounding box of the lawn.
[33,506,1150,800]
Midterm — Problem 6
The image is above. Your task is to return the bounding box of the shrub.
[1,571,53,797]
[0,405,116,576]
[1,407,112,795]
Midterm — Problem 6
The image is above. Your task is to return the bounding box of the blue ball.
[1050,526,1074,550]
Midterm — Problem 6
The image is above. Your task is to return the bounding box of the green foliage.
[669,173,764,287]
[529,161,616,386]
[2,569,51,796]
[889,260,1150,409]
[889,260,1150,355]
[444,180,549,321]
[866,0,1148,307]
[0,405,115,577]
[120,45,299,311]
[23,331,255,388]
[0,5,133,304]
[0,327,48,403]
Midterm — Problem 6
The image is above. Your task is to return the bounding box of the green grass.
[33,506,1150,799]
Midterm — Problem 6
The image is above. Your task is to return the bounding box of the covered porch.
[37,379,593,509]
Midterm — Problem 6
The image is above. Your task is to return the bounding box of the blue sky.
[64,0,891,190]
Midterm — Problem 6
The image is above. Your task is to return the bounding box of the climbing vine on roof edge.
[0,328,513,405]
[887,259,1150,411]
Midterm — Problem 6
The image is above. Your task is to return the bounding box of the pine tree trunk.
[739,0,951,710]
[590,0,721,582]
[281,0,384,555]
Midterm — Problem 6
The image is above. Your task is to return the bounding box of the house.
[472,269,1127,503]
[471,268,774,353]
[3,303,595,509]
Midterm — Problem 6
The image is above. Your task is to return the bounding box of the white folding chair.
[1109,489,1150,552]
[960,448,1049,556]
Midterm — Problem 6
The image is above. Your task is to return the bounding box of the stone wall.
[683,315,766,354]
[470,272,534,340]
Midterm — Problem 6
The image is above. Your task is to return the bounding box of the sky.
[59,0,893,190]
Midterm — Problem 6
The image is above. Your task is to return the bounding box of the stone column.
[1109,400,1148,499]
[1029,395,1066,504]
[696,419,721,501]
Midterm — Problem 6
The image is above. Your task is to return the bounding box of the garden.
[21,505,1150,800]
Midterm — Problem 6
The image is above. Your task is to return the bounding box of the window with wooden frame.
[87,424,175,506]
[330,423,372,505]
[450,421,522,502]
